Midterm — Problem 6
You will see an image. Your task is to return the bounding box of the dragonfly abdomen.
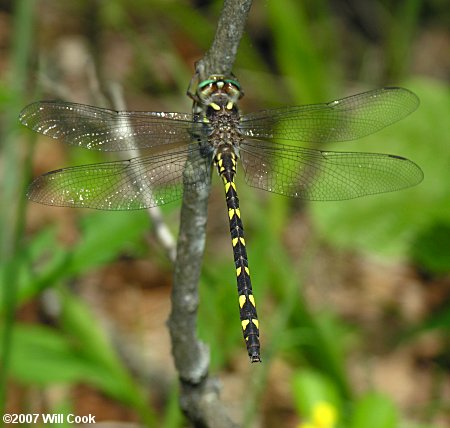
[214,150,261,362]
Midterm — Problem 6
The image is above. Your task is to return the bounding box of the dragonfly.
[20,75,423,362]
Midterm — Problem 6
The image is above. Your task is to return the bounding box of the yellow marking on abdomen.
[236,267,242,276]
[224,181,236,192]
[239,237,245,246]
[210,102,220,111]
[239,295,246,308]
[249,294,256,307]
[241,320,250,330]
[244,267,250,275]
[252,319,259,329]
[232,237,239,247]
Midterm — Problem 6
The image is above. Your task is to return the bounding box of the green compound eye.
[198,78,241,90]
[225,79,240,89]
[198,79,216,89]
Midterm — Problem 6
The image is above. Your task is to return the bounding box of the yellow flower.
[312,401,337,428]
[298,401,338,428]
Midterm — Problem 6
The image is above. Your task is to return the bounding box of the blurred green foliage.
[1,297,156,425]
[411,222,450,276]
[1,0,449,427]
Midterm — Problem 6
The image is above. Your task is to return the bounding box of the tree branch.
[197,0,253,78]
[167,0,252,426]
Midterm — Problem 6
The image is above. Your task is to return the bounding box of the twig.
[197,0,253,78]
[167,0,252,426]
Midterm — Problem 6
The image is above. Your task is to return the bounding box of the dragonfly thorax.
[204,100,243,153]
[193,76,244,152]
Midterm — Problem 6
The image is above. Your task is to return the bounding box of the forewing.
[240,87,419,143]
[239,140,423,201]
[27,148,211,210]
[19,101,195,151]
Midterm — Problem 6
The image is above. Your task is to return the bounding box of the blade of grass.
[0,0,35,413]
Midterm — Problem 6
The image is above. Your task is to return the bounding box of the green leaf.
[5,321,132,396]
[5,324,100,384]
[292,369,341,418]
[68,210,151,274]
[410,221,450,275]
[5,310,154,421]
[267,0,334,102]
[350,392,398,428]
[0,209,153,311]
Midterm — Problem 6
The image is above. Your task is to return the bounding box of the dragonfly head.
[197,75,243,112]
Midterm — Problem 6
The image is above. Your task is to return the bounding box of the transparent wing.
[27,148,212,210]
[239,140,423,201]
[240,87,419,143]
[19,101,197,151]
